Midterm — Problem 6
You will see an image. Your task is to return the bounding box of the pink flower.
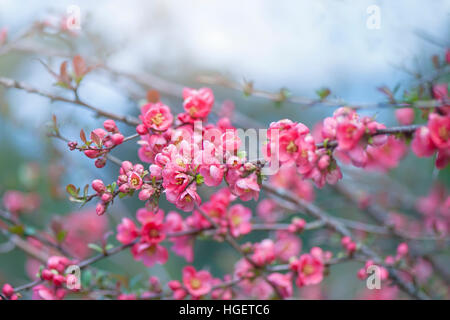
[411,126,436,157]
[32,285,66,300]
[267,273,293,298]
[395,108,415,125]
[251,239,276,266]
[183,87,214,118]
[175,184,201,212]
[227,204,252,237]
[336,121,365,150]
[199,164,224,187]
[274,232,302,262]
[127,171,143,190]
[182,266,212,298]
[234,174,260,201]
[131,242,168,267]
[365,136,408,172]
[396,242,409,259]
[116,218,139,244]
[141,218,166,245]
[428,113,450,150]
[62,208,108,259]
[256,199,283,224]
[291,253,324,287]
[140,102,173,131]
[47,256,70,274]
[3,190,40,214]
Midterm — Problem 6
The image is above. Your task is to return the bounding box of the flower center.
[188,106,198,117]
[149,229,159,238]
[302,264,315,276]
[190,278,201,289]
[151,113,164,126]
[231,215,242,226]
[286,141,298,153]
[438,126,448,141]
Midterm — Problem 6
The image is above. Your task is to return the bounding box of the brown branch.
[0,77,140,126]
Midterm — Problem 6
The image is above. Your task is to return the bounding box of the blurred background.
[0,0,449,299]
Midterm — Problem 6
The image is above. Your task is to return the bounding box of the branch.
[261,182,430,300]
[0,77,140,126]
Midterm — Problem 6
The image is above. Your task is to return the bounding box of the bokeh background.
[0,0,449,299]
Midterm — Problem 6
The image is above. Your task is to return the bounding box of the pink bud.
[341,236,351,247]
[138,188,153,201]
[103,119,118,132]
[357,268,366,280]
[84,149,100,159]
[41,269,54,281]
[121,161,133,172]
[68,141,78,150]
[133,164,144,174]
[95,157,107,168]
[52,274,65,286]
[397,242,408,257]
[168,280,182,290]
[385,255,395,265]
[96,202,106,216]
[117,174,128,184]
[346,241,356,254]
[92,179,105,193]
[119,184,130,193]
[2,284,14,297]
[111,133,124,145]
[101,192,113,203]
[173,289,187,300]
[136,124,148,135]
[395,108,414,125]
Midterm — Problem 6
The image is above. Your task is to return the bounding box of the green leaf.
[56,230,68,243]
[88,243,103,253]
[316,87,331,100]
[66,184,78,197]
[196,174,204,185]
[118,192,128,199]
[8,225,24,236]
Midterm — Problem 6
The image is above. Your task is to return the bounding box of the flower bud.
[96,202,106,216]
[103,119,118,132]
[136,124,148,135]
[91,179,106,193]
[111,133,124,145]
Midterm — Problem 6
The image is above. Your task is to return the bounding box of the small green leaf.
[66,184,78,197]
[196,174,204,185]
[316,87,331,101]
[56,230,68,243]
[88,243,103,253]
[8,225,24,236]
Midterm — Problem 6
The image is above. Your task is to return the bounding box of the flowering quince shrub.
[0,30,450,301]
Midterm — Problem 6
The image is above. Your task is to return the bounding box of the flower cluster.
[33,256,74,300]
[266,119,342,188]
[116,209,168,267]
[1,284,18,300]
[71,119,125,168]
[412,87,450,169]
[2,190,40,215]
